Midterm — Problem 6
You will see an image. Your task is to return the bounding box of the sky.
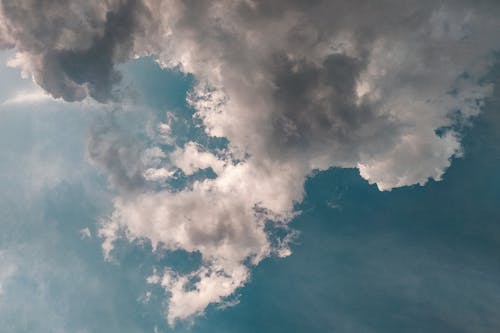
[0,1,500,332]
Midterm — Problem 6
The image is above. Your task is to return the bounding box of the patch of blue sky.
[0,51,237,333]
[0,53,185,333]
[119,56,228,152]
[1,51,500,333]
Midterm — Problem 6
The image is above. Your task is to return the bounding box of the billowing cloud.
[0,0,150,102]
[2,0,500,325]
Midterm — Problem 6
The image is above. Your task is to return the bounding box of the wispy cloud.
[2,89,55,106]
[0,252,16,296]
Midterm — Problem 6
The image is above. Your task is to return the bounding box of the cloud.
[87,116,150,193]
[100,154,300,324]
[0,252,16,296]
[79,228,92,239]
[2,0,500,325]
[170,142,225,176]
[2,88,54,106]
[0,0,150,102]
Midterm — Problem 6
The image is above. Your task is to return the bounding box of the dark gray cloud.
[88,128,144,191]
[0,0,149,102]
[87,116,146,192]
[268,52,400,163]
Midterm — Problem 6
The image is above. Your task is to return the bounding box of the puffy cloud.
[100,152,301,324]
[3,0,500,325]
[155,0,496,186]
[170,142,225,176]
[0,0,150,102]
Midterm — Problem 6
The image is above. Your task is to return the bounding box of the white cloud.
[79,228,92,239]
[143,168,174,182]
[100,151,302,323]
[2,89,55,106]
[170,142,225,176]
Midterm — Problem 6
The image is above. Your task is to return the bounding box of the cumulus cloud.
[100,154,301,324]
[3,0,500,325]
[0,0,150,102]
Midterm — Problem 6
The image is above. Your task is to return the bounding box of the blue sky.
[1,2,500,332]
[0,52,499,333]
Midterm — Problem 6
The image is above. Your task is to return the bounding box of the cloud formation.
[2,0,500,325]
[0,0,149,102]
